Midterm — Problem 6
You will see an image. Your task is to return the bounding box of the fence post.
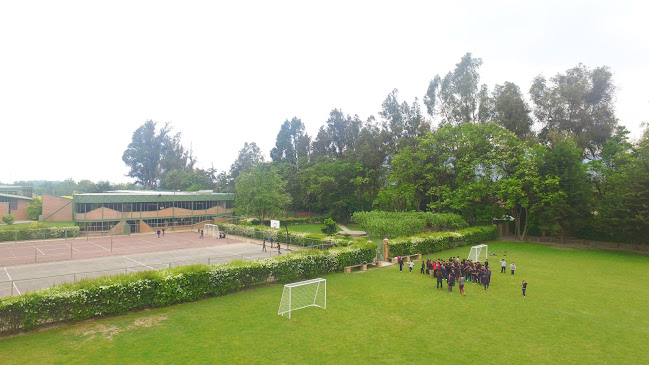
[111,235,113,251]
[70,242,73,259]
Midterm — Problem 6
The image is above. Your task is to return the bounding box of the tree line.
[229,53,646,244]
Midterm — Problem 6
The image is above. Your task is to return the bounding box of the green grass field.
[1,241,648,364]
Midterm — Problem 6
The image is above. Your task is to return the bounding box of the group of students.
[262,237,281,254]
[396,255,527,297]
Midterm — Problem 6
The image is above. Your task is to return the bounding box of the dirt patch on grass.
[74,315,168,340]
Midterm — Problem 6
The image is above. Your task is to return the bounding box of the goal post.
[204,224,220,238]
[468,244,488,262]
[278,278,326,319]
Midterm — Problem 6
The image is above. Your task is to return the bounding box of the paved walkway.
[336,223,367,237]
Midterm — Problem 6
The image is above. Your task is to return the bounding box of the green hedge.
[0,226,80,242]
[352,211,468,237]
[0,244,375,334]
[219,223,351,247]
[387,226,498,257]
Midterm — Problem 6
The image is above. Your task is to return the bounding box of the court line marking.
[87,240,111,252]
[3,267,11,281]
[36,247,46,256]
[122,256,156,270]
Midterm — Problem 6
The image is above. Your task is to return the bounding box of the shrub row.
[249,217,325,226]
[352,211,468,237]
[219,223,351,247]
[0,244,375,334]
[0,226,80,242]
[387,226,498,257]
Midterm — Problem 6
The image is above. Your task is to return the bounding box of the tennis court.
[0,231,240,266]
[0,232,288,297]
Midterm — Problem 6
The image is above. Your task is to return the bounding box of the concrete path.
[336,223,367,237]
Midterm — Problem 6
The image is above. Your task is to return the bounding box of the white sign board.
[270,220,280,229]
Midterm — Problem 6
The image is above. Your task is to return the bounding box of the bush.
[0,226,80,242]
[219,223,352,247]
[0,243,376,334]
[387,225,498,257]
[2,215,14,225]
[321,218,337,235]
[351,211,468,237]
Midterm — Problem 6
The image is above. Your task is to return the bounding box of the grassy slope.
[1,241,648,364]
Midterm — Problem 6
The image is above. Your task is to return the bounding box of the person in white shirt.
[500,259,506,273]
[510,262,516,275]
[409,261,414,272]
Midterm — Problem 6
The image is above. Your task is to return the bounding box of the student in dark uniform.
[521,280,527,297]
[398,256,404,272]
[421,260,426,274]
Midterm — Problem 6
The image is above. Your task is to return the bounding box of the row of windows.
[76,216,217,232]
[0,196,19,210]
[75,200,233,214]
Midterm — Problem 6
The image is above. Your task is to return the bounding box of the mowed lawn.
[1,241,648,364]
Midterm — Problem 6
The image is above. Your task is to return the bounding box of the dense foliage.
[1,215,14,225]
[352,211,467,237]
[0,244,375,334]
[387,226,498,256]
[0,226,80,242]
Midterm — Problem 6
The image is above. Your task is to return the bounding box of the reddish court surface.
[0,232,239,267]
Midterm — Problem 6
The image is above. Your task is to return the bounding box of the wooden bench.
[344,263,368,273]
[390,254,422,263]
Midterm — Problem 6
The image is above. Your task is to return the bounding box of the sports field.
[1,241,648,364]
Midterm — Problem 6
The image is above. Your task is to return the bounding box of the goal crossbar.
[278,278,326,319]
[467,244,488,262]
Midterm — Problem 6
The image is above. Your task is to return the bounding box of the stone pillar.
[383,238,389,262]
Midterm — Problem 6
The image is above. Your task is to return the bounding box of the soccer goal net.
[204,224,220,238]
[278,278,326,319]
[468,244,488,262]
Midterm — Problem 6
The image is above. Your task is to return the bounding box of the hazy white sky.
[1,0,647,184]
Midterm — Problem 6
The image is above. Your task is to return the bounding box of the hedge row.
[249,217,325,226]
[219,223,351,247]
[0,244,375,334]
[387,226,498,257]
[0,226,80,242]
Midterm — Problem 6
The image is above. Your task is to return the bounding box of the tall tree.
[235,164,291,221]
[424,52,490,125]
[492,81,533,138]
[530,63,617,158]
[122,120,190,189]
[270,117,305,167]
[229,142,265,182]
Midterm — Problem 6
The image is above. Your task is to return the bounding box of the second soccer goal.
[278,278,326,319]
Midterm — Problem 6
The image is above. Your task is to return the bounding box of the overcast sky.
[1,0,647,185]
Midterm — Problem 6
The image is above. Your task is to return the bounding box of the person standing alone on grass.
[521,280,527,297]
[409,260,414,273]
[458,275,465,296]
[510,262,516,275]
[398,256,404,272]
[500,258,506,273]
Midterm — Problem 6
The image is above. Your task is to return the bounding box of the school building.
[42,190,234,234]
[0,185,34,221]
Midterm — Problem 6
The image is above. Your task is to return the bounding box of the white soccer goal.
[204,224,220,238]
[278,278,326,319]
[467,244,488,262]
